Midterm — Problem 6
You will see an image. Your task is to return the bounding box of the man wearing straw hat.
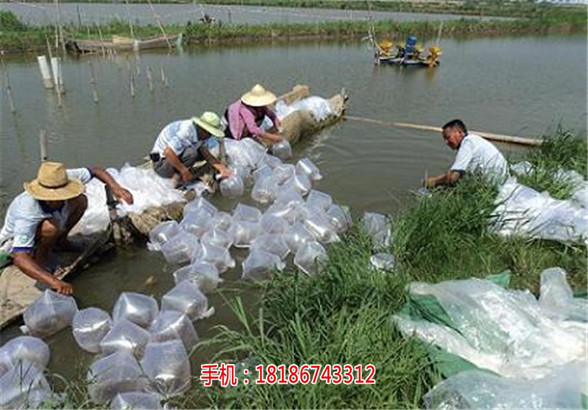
[150,111,232,185]
[222,84,284,144]
[0,162,133,295]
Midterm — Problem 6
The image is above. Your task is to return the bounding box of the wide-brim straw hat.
[241,84,277,107]
[24,161,85,201]
[193,111,225,138]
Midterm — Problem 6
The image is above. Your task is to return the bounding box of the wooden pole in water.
[97,27,106,58]
[344,115,542,147]
[37,56,55,89]
[0,52,16,114]
[147,66,154,93]
[88,62,99,103]
[130,74,135,97]
[160,66,169,87]
[39,130,48,161]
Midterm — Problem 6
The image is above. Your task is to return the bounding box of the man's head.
[193,112,225,140]
[442,119,467,150]
[24,161,84,207]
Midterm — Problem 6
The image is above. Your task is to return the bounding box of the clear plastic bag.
[272,164,296,185]
[306,190,333,212]
[258,153,283,169]
[362,212,391,250]
[193,242,235,273]
[201,228,234,249]
[233,203,262,222]
[99,319,150,358]
[210,212,233,232]
[149,310,198,353]
[0,336,50,373]
[147,221,180,251]
[303,210,340,244]
[260,214,290,235]
[253,164,273,182]
[161,281,213,322]
[250,234,290,259]
[160,231,200,265]
[229,220,263,248]
[87,351,147,404]
[180,211,212,238]
[251,175,279,204]
[183,197,218,219]
[539,267,587,322]
[0,360,53,408]
[110,392,163,410]
[370,253,396,271]
[141,340,191,398]
[22,290,78,338]
[275,186,305,207]
[72,308,112,353]
[284,222,314,253]
[294,241,328,275]
[242,249,286,281]
[173,262,221,293]
[220,175,245,198]
[271,140,292,160]
[112,292,158,329]
[282,173,312,196]
[327,204,352,234]
[296,157,322,181]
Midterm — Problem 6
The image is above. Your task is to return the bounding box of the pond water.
[0,34,586,381]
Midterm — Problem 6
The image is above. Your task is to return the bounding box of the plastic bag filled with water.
[306,190,333,212]
[251,174,279,204]
[296,157,322,181]
[201,228,234,249]
[242,249,285,281]
[220,175,245,198]
[173,262,221,293]
[258,153,283,169]
[22,290,78,338]
[294,241,328,275]
[87,351,147,404]
[110,392,163,410]
[149,310,198,353]
[539,267,587,322]
[194,242,235,273]
[362,212,392,250]
[0,360,53,408]
[271,140,292,160]
[161,281,213,322]
[72,308,112,353]
[180,211,212,238]
[275,186,305,207]
[141,340,191,398]
[272,164,296,184]
[282,173,312,196]
[210,212,233,232]
[303,210,340,244]
[327,204,352,234]
[229,220,263,248]
[112,292,158,329]
[161,231,200,265]
[370,253,396,271]
[183,197,218,218]
[250,234,290,259]
[99,319,150,358]
[148,221,180,251]
[233,203,262,222]
[0,336,50,375]
[284,222,314,253]
[260,213,290,235]
[253,164,273,182]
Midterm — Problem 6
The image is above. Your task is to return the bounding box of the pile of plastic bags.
[275,96,334,122]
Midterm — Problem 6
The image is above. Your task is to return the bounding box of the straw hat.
[193,111,225,138]
[241,84,277,107]
[24,161,85,201]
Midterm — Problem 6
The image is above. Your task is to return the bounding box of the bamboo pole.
[124,0,135,39]
[97,27,106,58]
[39,130,48,161]
[130,74,135,97]
[0,52,16,114]
[160,66,169,88]
[147,66,154,93]
[344,115,542,147]
[146,0,172,50]
[88,62,99,103]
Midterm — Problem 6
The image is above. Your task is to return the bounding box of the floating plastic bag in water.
[193,242,235,273]
[149,310,198,353]
[271,140,292,160]
[539,267,587,322]
[284,222,314,253]
[173,262,221,293]
[233,203,262,222]
[22,290,78,338]
[210,212,233,232]
[201,228,234,249]
[229,220,263,248]
[250,234,290,259]
[183,197,218,218]
[110,392,163,410]
[362,212,391,250]
[0,360,53,408]
[161,281,213,322]
[424,364,587,410]
[306,190,333,212]
[99,319,150,358]
[251,175,279,204]
[141,340,191,398]
[160,231,200,265]
[282,173,312,196]
[180,211,212,238]
[296,157,322,181]
[148,221,180,251]
[87,351,147,404]
[220,175,245,198]
[294,241,328,275]
[72,308,112,353]
[112,292,158,329]
[242,249,286,281]
[260,213,290,235]
[370,253,396,271]
[273,164,296,185]
[0,336,50,374]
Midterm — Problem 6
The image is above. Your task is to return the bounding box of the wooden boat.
[66,34,182,54]
[0,84,347,330]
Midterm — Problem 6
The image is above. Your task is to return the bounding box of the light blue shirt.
[0,168,93,252]
[151,120,218,157]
